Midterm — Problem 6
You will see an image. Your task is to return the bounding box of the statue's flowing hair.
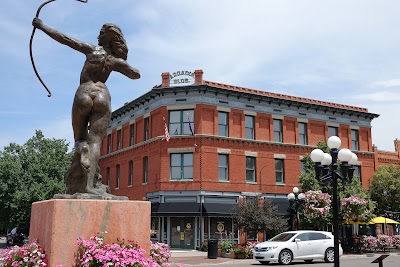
[103,23,128,60]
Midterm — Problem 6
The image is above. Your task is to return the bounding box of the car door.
[292,233,313,258]
[309,232,331,257]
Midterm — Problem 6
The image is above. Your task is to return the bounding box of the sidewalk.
[169,250,254,266]
[168,250,400,266]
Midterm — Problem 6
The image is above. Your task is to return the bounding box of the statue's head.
[98,23,128,60]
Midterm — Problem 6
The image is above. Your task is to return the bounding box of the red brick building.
[99,69,397,249]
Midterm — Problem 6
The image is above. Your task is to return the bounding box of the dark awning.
[202,203,238,216]
[151,202,201,216]
[268,198,290,215]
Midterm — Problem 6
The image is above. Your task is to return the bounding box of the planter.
[233,253,246,259]
[222,252,231,258]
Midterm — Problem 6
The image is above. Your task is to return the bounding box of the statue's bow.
[30,0,88,97]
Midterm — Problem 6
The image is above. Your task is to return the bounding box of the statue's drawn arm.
[33,19,94,55]
[113,58,141,80]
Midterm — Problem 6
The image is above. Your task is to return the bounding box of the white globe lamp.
[338,148,353,162]
[310,149,324,163]
[327,136,341,149]
[321,153,333,166]
[349,153,358,165]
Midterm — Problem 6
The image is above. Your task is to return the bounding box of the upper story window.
[218,112,229,137]
[275,159,284,184]
[117,129,122,150]
[246,156,256,182]
[351,129,359,150]
[106,167,110,186]
[143,156,148,184]
[144,118,149,141]
[300,160,305,173]
[169,110,194,135]
[298,122,307,145]
[128,160,133,186]
[354,166,361,182]
[107,134,111,153]
[245,115,254,140]
[129,123,135,146]
[328,126,338,138]
[273,119,283,143]
[116,164,120,189]
[218,154,229,181]
[353,165,361,182]
[170,153,193,180]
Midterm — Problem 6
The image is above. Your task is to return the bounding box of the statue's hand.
[32,18,44,29]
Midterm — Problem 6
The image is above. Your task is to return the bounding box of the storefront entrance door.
[170,217,194,249]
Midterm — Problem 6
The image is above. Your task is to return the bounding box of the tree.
[0,130,71,229]
[299,141,329,192]
[369,164,400,218]
[232,197,287,240]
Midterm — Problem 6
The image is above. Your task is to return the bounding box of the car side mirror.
[294,238,301,242]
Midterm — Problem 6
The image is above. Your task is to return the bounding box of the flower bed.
[0,232,183,267]
[361,235,400,253]
[0,241,47,267]
[231,242,253,259]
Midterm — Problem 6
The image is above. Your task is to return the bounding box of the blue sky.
[1,0,399,151]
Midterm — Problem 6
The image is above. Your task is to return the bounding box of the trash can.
[207,239,218,259]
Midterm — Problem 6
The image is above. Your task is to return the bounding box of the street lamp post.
[310,136,358,267]
[287,187,305,230]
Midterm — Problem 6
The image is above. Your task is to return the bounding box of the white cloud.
[355,91,400,102]
[370,79,400,88]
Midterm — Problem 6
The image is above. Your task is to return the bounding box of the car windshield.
[269,233,296,242]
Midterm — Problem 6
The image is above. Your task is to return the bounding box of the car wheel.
[278,249,293,265]
[304,259,313,263]
[260,261,270,265]
[324,248,334,263]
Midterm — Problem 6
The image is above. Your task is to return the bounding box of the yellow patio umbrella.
[369,216,400,224]
[342,220,373,225]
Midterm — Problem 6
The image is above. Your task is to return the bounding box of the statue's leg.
[62,85,94,195]
[86,89,111,193]
[72,86,93,142]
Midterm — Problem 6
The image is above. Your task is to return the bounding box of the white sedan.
[253,230,343,265]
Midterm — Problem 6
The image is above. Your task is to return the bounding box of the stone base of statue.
[29,199,150,267]
[53,192,128,200]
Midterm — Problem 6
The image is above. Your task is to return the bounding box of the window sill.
[275,183,285,186]
[246,182,257,184]
[128,185,132,188]
[218,180,230,183]
[170,179,193,182]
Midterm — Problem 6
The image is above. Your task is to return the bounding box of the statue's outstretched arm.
[113,58,141,80]
[33,18,94,55]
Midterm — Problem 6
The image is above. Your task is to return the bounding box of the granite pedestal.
[30,199,150,267]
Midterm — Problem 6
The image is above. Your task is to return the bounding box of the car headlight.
[265,246,278,251]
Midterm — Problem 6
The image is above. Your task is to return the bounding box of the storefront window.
[209,217,237,241]
[151,217,158,240]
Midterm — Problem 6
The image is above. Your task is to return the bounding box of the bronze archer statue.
[32,18,140,199]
